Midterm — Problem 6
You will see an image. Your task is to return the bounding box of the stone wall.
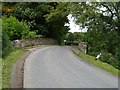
[12,38,58,48]
[78,42,87,54]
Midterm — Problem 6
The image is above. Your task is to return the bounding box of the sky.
[66,14,87,33]
[66,6,108,33]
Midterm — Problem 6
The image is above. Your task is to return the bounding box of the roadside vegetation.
[2,49,24,88]
[72,46,119,76]
[1,2,120,88]
[65,31,120,71]
[0,58,2,89]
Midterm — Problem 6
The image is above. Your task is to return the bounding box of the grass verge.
[0,58,2,89]
[72,46,119,76]
[2,49,25,88]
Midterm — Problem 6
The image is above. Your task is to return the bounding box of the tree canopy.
[67,2,120,69]
[2,2,70,44]
[2,2,120,69]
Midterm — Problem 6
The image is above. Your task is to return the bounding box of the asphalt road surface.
[24,46,118,88]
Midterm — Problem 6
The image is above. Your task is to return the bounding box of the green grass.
[0,58,2,90]
[72,47,119,76]
[2,49,24,88]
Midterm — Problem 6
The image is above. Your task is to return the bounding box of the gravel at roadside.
[10,45,48,88]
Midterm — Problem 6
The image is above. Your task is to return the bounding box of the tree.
[8,2,70,45]
[68,2,120,52]
[2,30,13,58]
[45,2,69,45]
[66,32,75,42]
[65,2,120,69]
[2,16,30,40]
[12,2,55,37]
[74,32,87,42]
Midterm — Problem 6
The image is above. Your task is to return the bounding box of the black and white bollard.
[95,53,101,60]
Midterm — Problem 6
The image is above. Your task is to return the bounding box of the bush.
[2,31,13,58]
[88,51,99,56]
[115,47,120,61]
[114,47,120,69]
[0,19,2,58]
[66,33,75,42]
[25,31,37,39]
[100,52,108,62]
[2,16,29,40]
[100,51,120,69]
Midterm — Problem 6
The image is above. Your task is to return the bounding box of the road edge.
[10,46,46,88]
[10,50,31,88]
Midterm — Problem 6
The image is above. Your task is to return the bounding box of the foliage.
[74,32,87,42]
[72,47,119,76]
[66,33,75,42]
[2,2,120,69]
[2,2,17,15]
[114,47,120,69]
[2,16,30,40]
[2,30,13,58]
[100,51,120,69]
[115,47,120,61]
[65,32,76,45]
[45,2,69,45]
[68,2,120,69]
[9,2,70,45]
[0,18,2,58]
[12,2,53,36]
[0,58,1,90]
[2,49,24,88]
[25,31,37,39]
[65,32,87,45]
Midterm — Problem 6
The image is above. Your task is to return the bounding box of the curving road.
[24,46,118,88]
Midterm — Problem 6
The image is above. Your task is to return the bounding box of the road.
[24,46,118,88]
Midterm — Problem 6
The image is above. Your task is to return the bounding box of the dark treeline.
[2,2,69,58]
[2,2,69,44]
[1,2,120,69]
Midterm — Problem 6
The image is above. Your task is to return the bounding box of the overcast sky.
[66,14,87,33]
